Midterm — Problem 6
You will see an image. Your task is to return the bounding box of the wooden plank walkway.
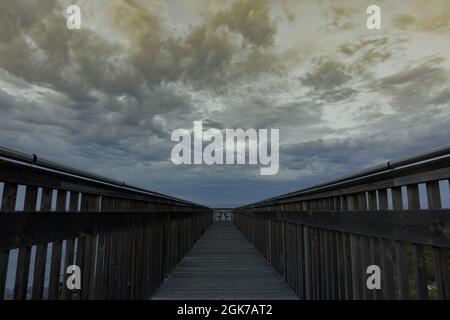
[151,222,299,300]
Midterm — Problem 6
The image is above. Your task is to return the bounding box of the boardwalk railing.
[0,146,212,300]
[235,144,450,300]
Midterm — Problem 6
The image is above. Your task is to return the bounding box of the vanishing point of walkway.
[152,223,299,300]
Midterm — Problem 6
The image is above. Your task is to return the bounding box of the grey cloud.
[319,87,357,103]
[376,58,447,86]
[302,57,351,91]
[373,57,450,111]
[211,0,277,48]
[338,37,390,56]
[323,5,356,31]
[281,112,450,184]
[217,94,323,129]
[428,88,450,106]
[392,14,416,30]
[301,57,357,103]
[338,37,393,76]
[0,0,449,208]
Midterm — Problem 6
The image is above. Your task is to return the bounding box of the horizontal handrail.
[0,210,212,250]
[241,142,450,208]
[0,144,205,208]
[236,209,450,248]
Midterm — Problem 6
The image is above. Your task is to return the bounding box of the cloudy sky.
[0,0,449,207]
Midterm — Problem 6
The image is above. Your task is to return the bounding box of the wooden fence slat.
[426,181,449,300]
[80,194,99,300]
[304,226,311,299]
[31,243,48,299]
[69,192,78,212]
[312,228,320,299]
[379,189,389,210]
[0,250,9,300]
[343,233,353,300]
[107,231,117,300]
[370,237,381,299]
[13,185,38,300]
[426,181,442,209]
[433,247,449,300]
[368,191,377,210]
[320,230,326,299]
[336,232,345,299]
[408,184,428,299]
[48,241,62,300]
[390,187,409,299]
[81,235,94,300]
[0,183,18,298]
[32,187,53,299]
[1,182,18,212]
[330,231,338,299]
[13,246,31,300]
[48,190,67,300]
[94,233,106,299]
[350,234,362,299]
[75,236,85,299]
[407,184,421,210]
[296,224,303,298]
[62,239,75,300]
[412,245,428,300]
[324,231,331,299]
[391,187,403,210]
[361,236,371,299]
[395,241,409,299]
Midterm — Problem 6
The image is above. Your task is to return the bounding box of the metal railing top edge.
[0,144,208,209]
[240,142,450,209]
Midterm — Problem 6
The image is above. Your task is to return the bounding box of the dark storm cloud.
[0,86,179,166]
[281,112,450,185]
[0,0,449,207]
[0,0,282,100]
[372,57,450,111]
[302,57,351,90]
[0,0,289,200]
[300,57,358,103]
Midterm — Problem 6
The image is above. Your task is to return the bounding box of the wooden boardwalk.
[151,222,299,300]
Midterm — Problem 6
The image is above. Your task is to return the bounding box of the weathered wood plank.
[31,243,48,300]
[433,247,449,300]
[80,194,99,300]
[343,233,353,299]
[48,190,67,300]
[0,183,17,298]
[1,182,18,212]
[350,234,362,299]
[247,157,450,207]
[380,239,394,299]
[395,241,409,299]
[32,187,53,299]
[152,223,298,300]
[361,236,371,299]
[408,184,428,299]
[13,185,37,300]
[62,239,75,300]
[244,210,450,248]
[304,226,312,299]
[0,159,189,208]
[426,181,449,300]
